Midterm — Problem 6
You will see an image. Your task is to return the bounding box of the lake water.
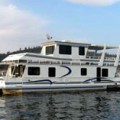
[0,91,120,120]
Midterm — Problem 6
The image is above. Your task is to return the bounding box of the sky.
[0,0,120,53]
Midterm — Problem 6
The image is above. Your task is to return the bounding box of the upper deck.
[2,40,120,67]
[40,40,90,59]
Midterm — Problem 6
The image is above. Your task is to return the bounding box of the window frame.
[46,46,55,55]
[28,67,40,76]
[81,68,87,76]
[48,67,56,77]
[59,45,72,55]
[102,68,108,77]
[79,46,85,56]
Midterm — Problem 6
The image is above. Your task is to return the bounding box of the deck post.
[98,45,106,66]
[114,46,120,66]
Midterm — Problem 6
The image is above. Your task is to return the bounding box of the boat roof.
[41,40,91,47]
[2,53,27,61]
[42,40,118,50]
[2,52,73,62]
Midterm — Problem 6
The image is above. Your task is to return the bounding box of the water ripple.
[0,91,120,120]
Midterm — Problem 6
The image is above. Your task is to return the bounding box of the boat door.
[97,67,101,82]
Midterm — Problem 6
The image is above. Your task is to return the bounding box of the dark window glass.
[81,68,87,76]
[102,69,108,77]
[59,45,71,55]
[79,47,85,55]
[46,46,54,55]
[12,65,25,77]
[49,67,56,77]
[28,67,40,75]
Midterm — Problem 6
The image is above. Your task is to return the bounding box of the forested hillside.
[0,46,41,61]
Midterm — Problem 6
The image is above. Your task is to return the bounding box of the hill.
[0,46,41,62]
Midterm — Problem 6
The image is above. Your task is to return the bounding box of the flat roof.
[2,53,27,61]
[42,40,91,47]
[42,40,118,50]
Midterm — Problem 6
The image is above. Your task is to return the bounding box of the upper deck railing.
[12,55,117,67]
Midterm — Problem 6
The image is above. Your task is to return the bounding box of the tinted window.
[28,67,40,75]
[102,69,108,77]
[46,46,54,55]
[79,47,85,55]
[49,67,56,77]
[12,65,25,77]
[81,68,87,76]
[59,45,71,55]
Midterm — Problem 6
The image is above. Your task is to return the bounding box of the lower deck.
[0,63,120,95]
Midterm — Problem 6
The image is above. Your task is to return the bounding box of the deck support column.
[98,45,106,66]
[114,46,120,66]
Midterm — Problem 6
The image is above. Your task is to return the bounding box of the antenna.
[46,33,52,40]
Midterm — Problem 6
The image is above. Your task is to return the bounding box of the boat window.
[46,46,54,55]
[59,45,71,55]
[12,65,25,77]
[102,69,108,77]
[49,67,56,77]
[19,60,27,63]
[79,47,85,55]
[0,64,9,76]
[28,67,40,76]
[81,68,87,76]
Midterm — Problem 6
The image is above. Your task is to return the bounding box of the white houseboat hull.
[1,40,120,95]
[1,77,120,95]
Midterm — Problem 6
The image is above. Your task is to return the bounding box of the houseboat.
[0,40,120,95]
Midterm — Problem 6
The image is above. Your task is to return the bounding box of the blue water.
[0,91,120,120]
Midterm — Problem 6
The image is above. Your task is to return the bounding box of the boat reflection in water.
[0,92,120,120]
[0,97,6,120]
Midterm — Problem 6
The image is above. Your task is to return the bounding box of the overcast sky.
[0,0,120,53]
